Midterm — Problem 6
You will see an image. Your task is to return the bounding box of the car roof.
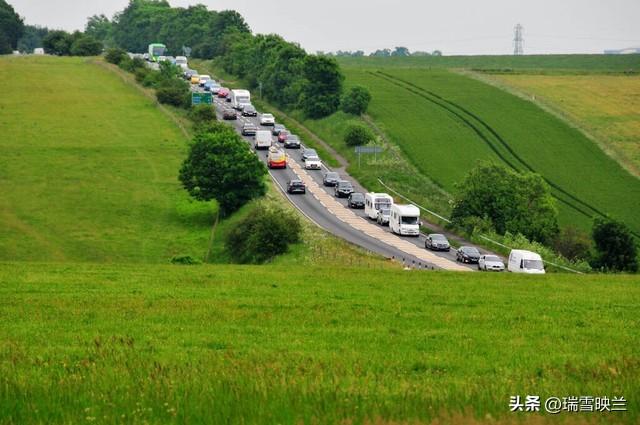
[430,233,447,238]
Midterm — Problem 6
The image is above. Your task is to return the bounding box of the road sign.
[355,146,383,154]
[191,92,212,106]
[354,146,383,167]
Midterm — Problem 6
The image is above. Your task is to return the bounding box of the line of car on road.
[176,66,547,274]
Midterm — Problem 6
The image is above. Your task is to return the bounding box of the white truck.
[507,250,546,274]
[389,204,420,236]
[365,193,394,220]
[254,130,273,150]
[231,89,251,111]
[175,56,188,69]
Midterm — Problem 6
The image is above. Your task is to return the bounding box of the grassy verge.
[0,262,638,424]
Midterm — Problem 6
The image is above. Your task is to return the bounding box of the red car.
[277,131,290,143]
[217,87,229,98]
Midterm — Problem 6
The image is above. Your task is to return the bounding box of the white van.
[254,130,273,150]
[389,204,420,236]
[175,56,188,69]
[231,89,251,110]
[365,193,394,220]
[507,250,546,274]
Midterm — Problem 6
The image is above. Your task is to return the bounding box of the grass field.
[0,262,638,424]
[487,73,640,178]
[336,54,640,72]
[338,67,640,235]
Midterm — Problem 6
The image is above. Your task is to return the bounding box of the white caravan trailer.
[507,250,546,274]
[389,204,420,236]
[364,193,394,220]
[231,89,251,110]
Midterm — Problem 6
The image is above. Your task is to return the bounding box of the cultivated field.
[488,73,640,177]
[0,262,638,424]
[339,67,640,235]
[336,54,640,72]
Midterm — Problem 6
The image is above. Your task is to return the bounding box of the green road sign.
[192,92,213,106]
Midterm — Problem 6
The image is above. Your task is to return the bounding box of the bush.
[450,162,559,245]
[590,217,638,272]
[553,226,592,261]
[156,86,189,108]
[341,86,371,115]
[189,105,217,126]
[170,255,202,265]
[179,124,268,216]
[105,47,127,64]
[225,205,302,264]
[70,35,102,56]
[344,123,375,147]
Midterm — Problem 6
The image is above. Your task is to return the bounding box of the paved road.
[190,83,485,271]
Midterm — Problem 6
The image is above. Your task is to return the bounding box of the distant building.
[33,48,45,55]
[604,47,640,54]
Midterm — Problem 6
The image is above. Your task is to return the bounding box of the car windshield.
[524,259,544,270]
[245,106,255,111]
[263,114,274,119]
[290,180,303,186]
[463,248,481,256]
[485,255,501,262]
[306,156,319,161]
[380,208,390,215]
[351,194,364,201]
[431,234,447,241]
[401,216,419,225]
[339,182,352,188]
[305,149,317,156]
[287,136,300,141]
[326,172,338,179]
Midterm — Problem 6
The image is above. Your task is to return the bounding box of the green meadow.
[0,262,638,424]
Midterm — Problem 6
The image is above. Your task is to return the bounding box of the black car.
[223,109,237,120]
[272,124,286,136]
[241,123,257,136]
[334,180,354,198]
[225,94,232,103]
[301,148,318,161]
[425,233,451,251]
[348,192,365,209]
[323,171,340,187]
[457,246,481,263]
[284,135,301,149]
[241,104,258,117]
[287,179,306,194]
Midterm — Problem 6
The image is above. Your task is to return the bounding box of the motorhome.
[365,193,394,220]
[254,130,273,150]
[507,250,546,274]
[231,89,251,110]
[389,204,420,236]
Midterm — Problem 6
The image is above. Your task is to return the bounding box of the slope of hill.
[485,73,640,177]
[1,262,638,424]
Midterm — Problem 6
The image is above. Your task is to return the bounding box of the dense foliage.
[341,86,371,115]
[179,124,267,216]
[0,0,24,53]
[344,123,375,147]
[590,218,638,272]
[16,25,48,53]
[42,30,102,56]
[226,204,302,264]
[451,162,559,244]
[104,47,127,64]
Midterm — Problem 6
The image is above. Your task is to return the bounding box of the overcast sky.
[10,0,640,55]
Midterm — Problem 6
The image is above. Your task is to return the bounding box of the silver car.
[478,255,505,271]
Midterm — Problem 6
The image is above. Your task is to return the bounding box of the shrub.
[341,86,372,115]
[344,123,375,147]
[104,47,127,64]
[179,124,268,216]
[450,162,559,245]
[225,205,302,264]
[70,35,102,56]
[590,217,638,272]
[553,226,592,261]
[170,255,202,265]
[189,104,217,126]
[156,86,189,108]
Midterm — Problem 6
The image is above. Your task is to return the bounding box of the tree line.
[320,47,443,57]
[0,0,23,54]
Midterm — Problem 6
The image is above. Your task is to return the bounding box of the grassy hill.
[486,73,640,177]
[1,262,638,424]
[0,56,213,263]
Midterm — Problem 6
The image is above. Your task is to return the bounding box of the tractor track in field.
[369,71,639,237]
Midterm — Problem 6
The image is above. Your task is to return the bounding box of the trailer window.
[524,259,544,270]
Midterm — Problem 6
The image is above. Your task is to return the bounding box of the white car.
[304,156,322,170]
[478,255,505,272]
[260,113,275,126]
[376,207,391,226]
[198,75,211,86]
